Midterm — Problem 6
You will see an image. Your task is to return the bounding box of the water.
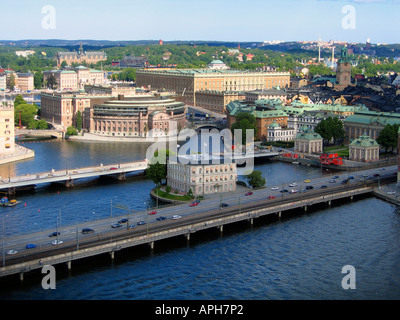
[1,138,400,300]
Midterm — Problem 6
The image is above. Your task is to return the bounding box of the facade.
[245,89,287,103]
[344,111,400,142]
[40,92,111,128]
[90,94,186,138]
[167,155,237,196]
[226,100,289,142]
[266,121,295,142]
[349,134,379,162]
[43,66,106,91]
[294,127,323,154]
[136,68,290,112]
[0,105,15,154]
[16,72,34,92]
[195,91,245,113]
[335,47,352,89]
[56,44,107,66]
[0,74,6,91]
[112,55,148,68]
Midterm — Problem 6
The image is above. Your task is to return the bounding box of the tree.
[314,116,345,145]
[231,112,258,143]
[66,126,78,136]
[145,162,166,187]
[46,74,57,89]
[13,95,26,107]
[376,124,399,153]
[14,103,38,127]
[34,71,43,89]
[245,170,266,189]
[76,110,82,132]
[35,119,48,129]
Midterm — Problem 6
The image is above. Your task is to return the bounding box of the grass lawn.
[154,187,193,201]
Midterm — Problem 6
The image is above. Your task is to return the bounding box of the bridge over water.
[0,169,396,281]
[0,160,149,193]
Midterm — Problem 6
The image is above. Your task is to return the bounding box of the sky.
[0,0,399,44]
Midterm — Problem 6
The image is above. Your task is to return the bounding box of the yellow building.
[0,105,15,154]
[136,68,290,112]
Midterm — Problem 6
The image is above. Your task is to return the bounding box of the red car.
[268,196,276,199]
[149,210,157,215]
[189,202,199,207]
[110,167,118,170]
[245,192,253,196]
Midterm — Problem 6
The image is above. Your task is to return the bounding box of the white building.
[167,154,237,196]
[207,60,229,70]
[0,74,6,91]
[267,121,296,142]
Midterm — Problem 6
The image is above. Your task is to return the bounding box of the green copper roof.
[349,134,379,148]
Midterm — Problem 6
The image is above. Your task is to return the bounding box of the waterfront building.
[136,68,290,113]
[294,126,323,154]
[40,91,112,129]
[0,105,15,154]
[55,43,107,67]
[348,134,380,162]
[89,94,186,138]
[343,110,400,142]
[266,121,296,142]
[167,154,237,196]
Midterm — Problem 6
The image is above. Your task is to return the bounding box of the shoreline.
[0,145,35,165]
[67,132,193,143]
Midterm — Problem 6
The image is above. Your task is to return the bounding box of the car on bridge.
[289,183,297,187]
[156,216,167,221]
[271,186,279,190]
[25,243,36,249]
[329,179,336,183]
[245,192,253,196]
[111,223,122,228]
[149,211,157,215]
[321,185,328,189]
[290,189,298,193]
[52,240,63,246]
[82,228,94,234]
[280,189,288,193]
[171,215,182,220]
[304,179,311,183]
[190,202,199,207]
[220,203,228,208]
[118,218,128,223]
[305,185,314,190]
[137,221,146,225]
[268,196,276,199]
[49,231,60,237]
[7,250,18,255]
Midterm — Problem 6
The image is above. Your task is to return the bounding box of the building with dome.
[294,126,323,154]
[348,134,379,162]
[89,94,186,138]
[207,60,229,70]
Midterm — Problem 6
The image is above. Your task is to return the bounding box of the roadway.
[1,165,397,267]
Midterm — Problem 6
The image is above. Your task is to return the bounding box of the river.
[0,138,399,300]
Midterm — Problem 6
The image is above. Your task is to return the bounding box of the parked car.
[81,228,94,234]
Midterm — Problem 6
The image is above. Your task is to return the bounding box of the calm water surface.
[0,139,399,300]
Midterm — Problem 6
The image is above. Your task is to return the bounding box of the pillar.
[219,225,223,232]
[65,179,74,188]
[186,233,190,241]
[67,261,71,270]
[250,218,254,225]
[20,272,24,282]
[328,200,331,207]
[110,251,114,260]
[149,241,154,250]
[304,206,307,212]
[117,173,126,181]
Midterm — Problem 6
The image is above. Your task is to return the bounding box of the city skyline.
[0,0,399,44]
